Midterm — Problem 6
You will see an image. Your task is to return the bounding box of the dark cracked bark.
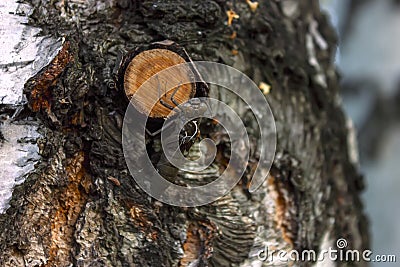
[0,0,369,266]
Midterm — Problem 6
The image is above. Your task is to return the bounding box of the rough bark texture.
[0,0,368,266]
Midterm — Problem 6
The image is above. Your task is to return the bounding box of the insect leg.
[145,119,175,137]
[170,82,182,107]
[157,75,175,110]
[180,121,199,145]
[202,98,214,117]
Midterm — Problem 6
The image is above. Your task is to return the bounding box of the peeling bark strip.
[24,41,74,113]
[0,0,368,266]
[180,221,217,266]
[268,175,297,246]
[47,151,90,266]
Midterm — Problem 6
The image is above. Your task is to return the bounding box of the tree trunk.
[0,0,369,266]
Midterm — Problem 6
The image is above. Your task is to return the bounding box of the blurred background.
[320,0,400,265]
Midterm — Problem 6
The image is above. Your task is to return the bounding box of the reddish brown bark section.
[26,41,74,113]
[47,151,90,267]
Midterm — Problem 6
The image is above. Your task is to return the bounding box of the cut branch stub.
[122,47,195,118]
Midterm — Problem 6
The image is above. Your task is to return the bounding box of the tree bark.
[0,0,369,266]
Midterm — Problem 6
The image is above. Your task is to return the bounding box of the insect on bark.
[116,40,210,182]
